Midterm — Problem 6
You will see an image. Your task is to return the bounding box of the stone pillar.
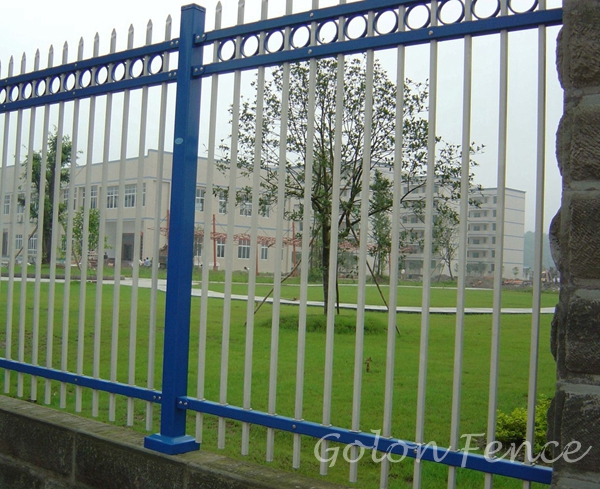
[549,1,600,486]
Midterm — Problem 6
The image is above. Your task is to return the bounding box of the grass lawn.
[0,279,556,488]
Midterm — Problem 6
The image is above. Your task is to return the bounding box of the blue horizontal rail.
[181,397,552,484]
[0,358,162,404]
[195,9,562,77]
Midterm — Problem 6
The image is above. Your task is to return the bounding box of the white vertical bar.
[62,40,81,410]
[31,48,48,403]
[349,9,375,484]
[523,2,547,484]
[380,7,405,488]
[485,2,509,488]
[218,0,245,450]
[127,19,152,428]
[93,30,117,418]
[73,38,87,414]
[241,0,269,457]
[293,0,319,469]
[148,15,172,433]
[266,0,292,463]
[18,52,32,399]
[321,0,346,476]
[447,2,473,488]
[0,58,13,394]
[413,1,438,487]
[45,43,66,406]
[7,55,25,396]
[109,25,135,422]
[195,5,219,441]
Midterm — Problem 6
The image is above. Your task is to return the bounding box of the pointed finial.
[48,45,54,69]
[215,2,222,29]
[128,24,134,49]
[78,37,84,61]
[237,0,245,26]
[8,56,14,77]
[165,15,172,41]
[34,49,40,71]
[146,20,153,45]
[20,53,26,74]
[261,0,268,20]
[110,29,117,53]
[62,41,69,64]
[93,33,100,57]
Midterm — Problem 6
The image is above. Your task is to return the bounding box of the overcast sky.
[0,0,564,232]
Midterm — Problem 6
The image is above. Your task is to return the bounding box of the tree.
[433,210,460,280]
[221,57,480,313]
[369,170,392,278]
[20,130,72,264]
[63,207,108,271]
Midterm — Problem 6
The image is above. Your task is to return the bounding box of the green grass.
[0,279,556,488]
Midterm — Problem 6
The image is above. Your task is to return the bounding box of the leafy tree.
[221,56,480,313]
[20,130,72,264]
[369,170,392,278]
[433,210,460,280]
[63,207,109,271]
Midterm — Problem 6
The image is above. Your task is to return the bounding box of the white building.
[1,150,298,275]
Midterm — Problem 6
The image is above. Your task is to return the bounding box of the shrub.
[495,396,552,459]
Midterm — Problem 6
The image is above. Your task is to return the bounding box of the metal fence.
[0,0,562,487]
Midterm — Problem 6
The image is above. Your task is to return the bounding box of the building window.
[15,234,23,251]
[492,223,496,231]
[492,237,496,244]
[493,196,497,204]
[472,238,480,245]
[216,238,225,258]
[3,195,10,215]
[262,203,270,218]
[492,250,496,258]
[493,210,497,218]
[472,251,479,258]
[124,184,136,208]
[473,225,480,231]
[17,194,24,214]
[90,186,98,209]
[28,234,37,254]
[195,187,205,211]
[238,238,250,259]
[473,211,481,218]
[193,239,202,257]
[72,187,78,209]
[239,197,252,217]
[218,191,227,215]
[260,244,268,260]
[107,186,119,208]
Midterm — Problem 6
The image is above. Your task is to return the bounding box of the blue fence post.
[144,3,205,455]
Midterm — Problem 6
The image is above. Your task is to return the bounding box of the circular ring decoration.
[242,34,260,58]
[49,76,61,94]
[404,3,432,31]
[79,69,92,88]
[344,15,368,40]
[291,25,311,49]
[438,0,465,25]
[9,85,20,102]
[112,62,126,82]
[35,79,46,97]
[374,9,399,36]
[266,30,285,53]
[130,58,144,78]
[507,0,538,14]
[64,72,76,91]
[218,39,237,62]
[96,66,109,85]
[22,82,33,100]
[316,20,339,45]
[149,55,163,75]
[471,0,501,20]
[0,87,6,104]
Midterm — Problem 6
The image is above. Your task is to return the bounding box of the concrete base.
[0,395,347,489]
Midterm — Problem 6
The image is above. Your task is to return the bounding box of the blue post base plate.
[144,433,200,455]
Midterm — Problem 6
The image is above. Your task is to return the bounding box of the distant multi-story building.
[400,186,526,280]
[0,150,298,274]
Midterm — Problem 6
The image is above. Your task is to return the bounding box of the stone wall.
[549,1,600,486]
[0,396,346,489]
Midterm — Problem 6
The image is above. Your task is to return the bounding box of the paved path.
[125,278,557,315]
